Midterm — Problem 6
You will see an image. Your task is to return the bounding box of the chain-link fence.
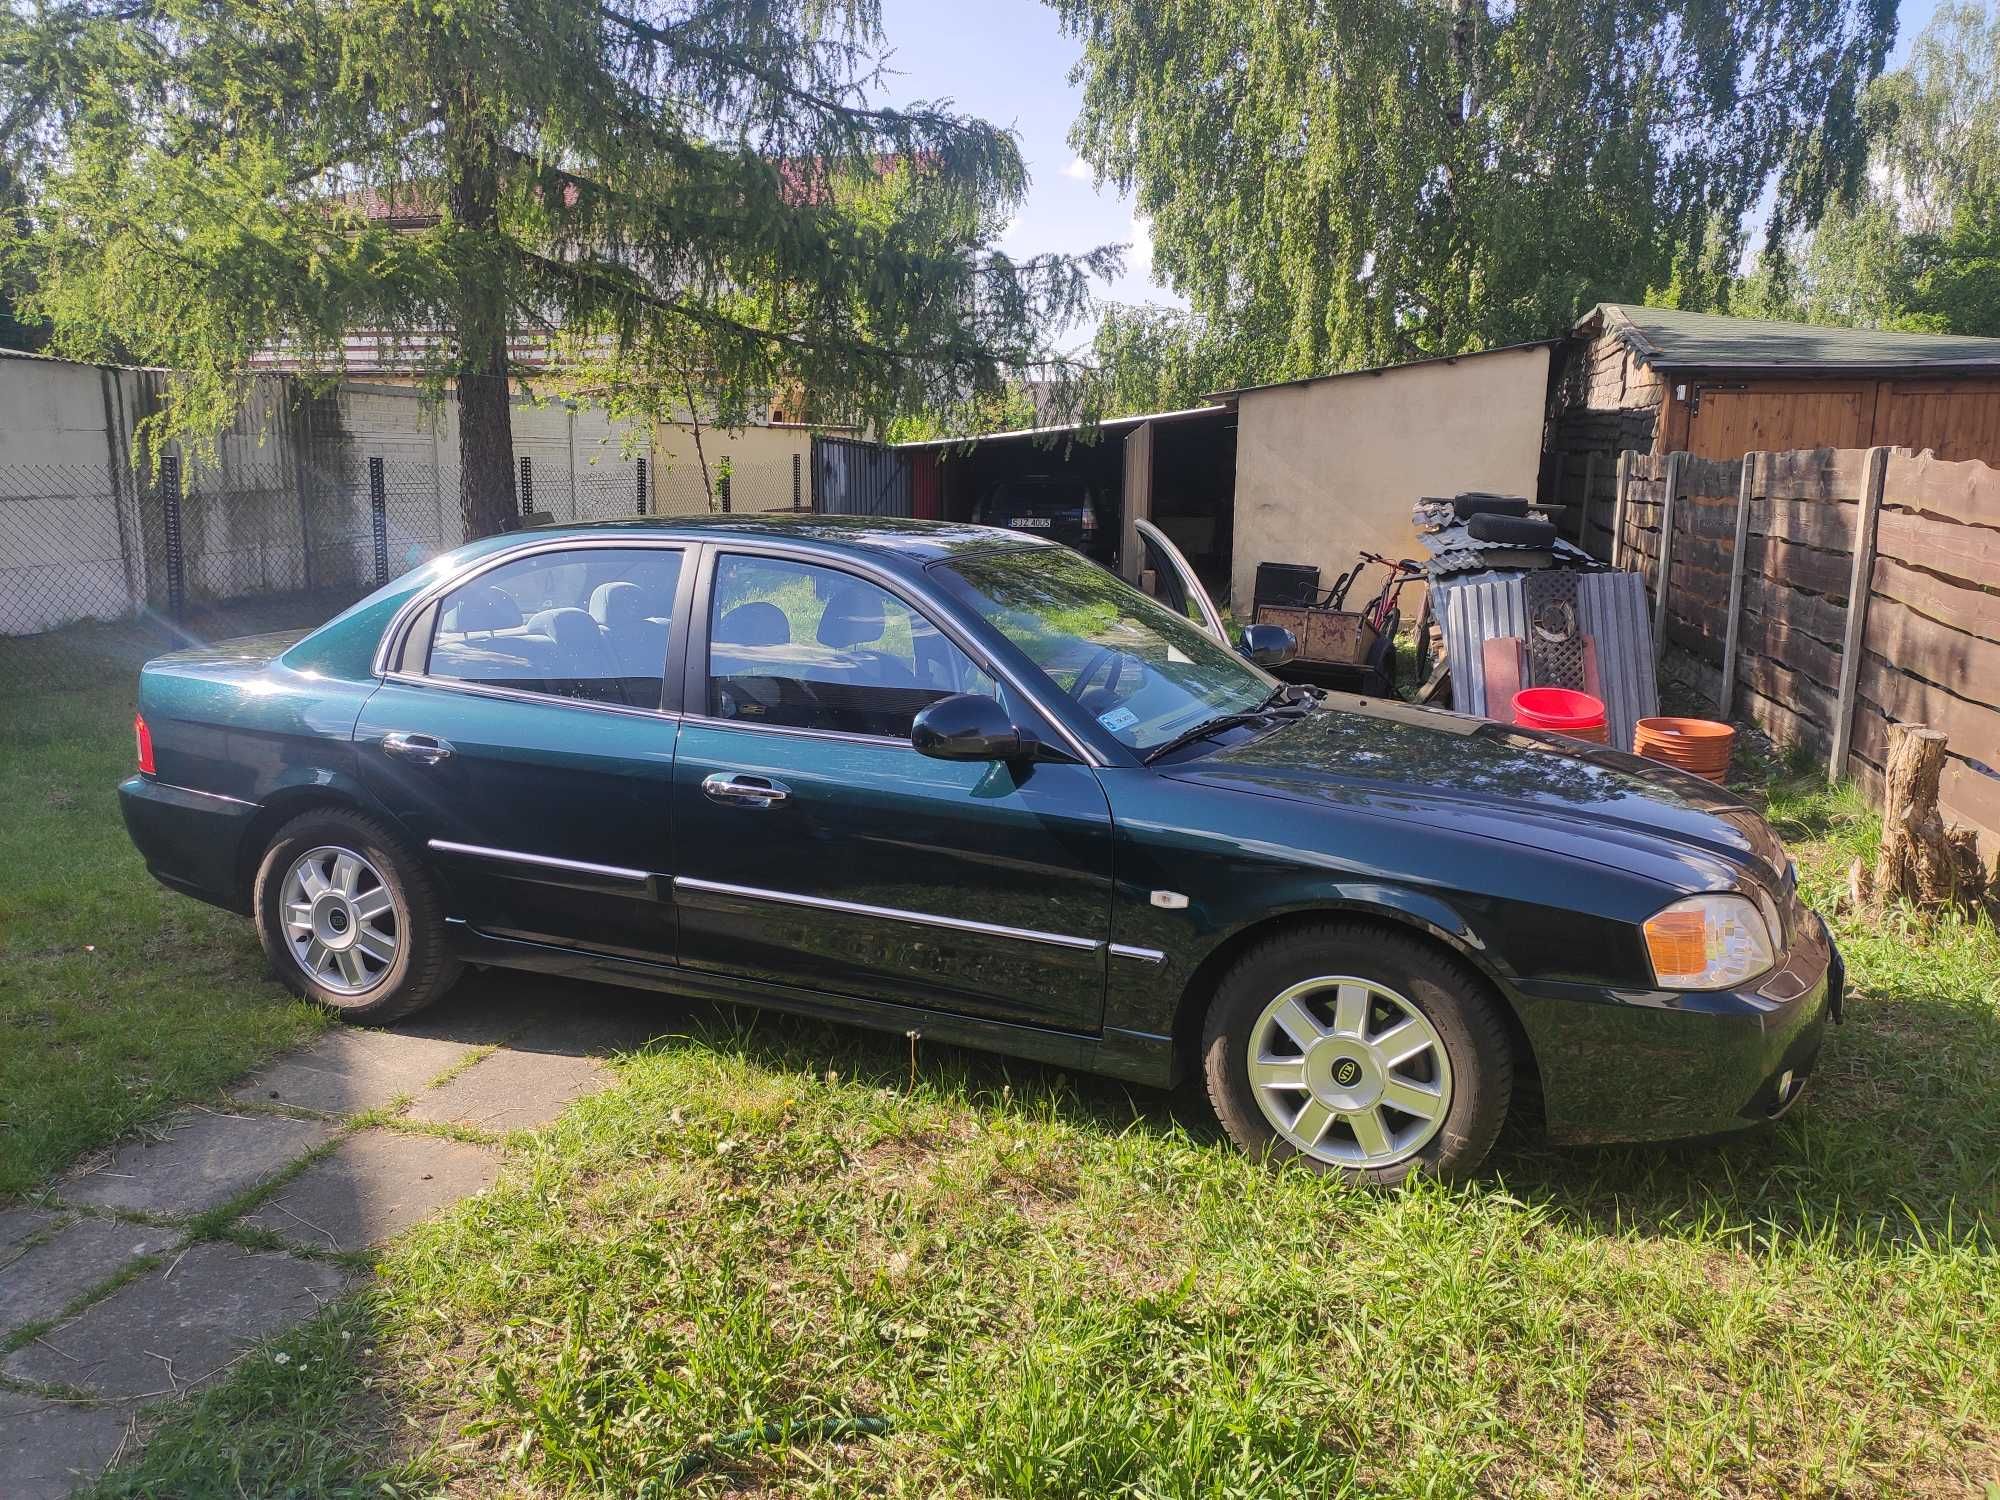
[1,440,813,697]
[0,452,546,694]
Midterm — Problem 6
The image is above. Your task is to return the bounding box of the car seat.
[589,580,670,682]
[816,584,916,687]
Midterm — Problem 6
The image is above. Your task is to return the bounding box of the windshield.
[934,545,1272,754]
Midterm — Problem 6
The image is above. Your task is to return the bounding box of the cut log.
[1871,723,1989,915]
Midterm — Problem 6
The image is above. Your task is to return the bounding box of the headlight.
[1642,893,1777,990]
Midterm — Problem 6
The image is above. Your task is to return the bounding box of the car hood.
[1164,694,1787,890]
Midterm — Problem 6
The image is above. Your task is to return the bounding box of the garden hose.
[665,1415,894,1486]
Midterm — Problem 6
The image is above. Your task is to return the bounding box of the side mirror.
[1238,623,1297,668]
[911,693,1026,761]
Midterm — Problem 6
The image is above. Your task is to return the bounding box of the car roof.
[506,513,1051,564]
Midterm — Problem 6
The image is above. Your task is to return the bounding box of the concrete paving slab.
[405,1046,613,1132]
[0,1217,170,1335]
[61,1111,337,1219]
[2,1240,358,1400]
[231,1027,473,1116]
[0,1389,134,1500]
[242,1129,500,1251]
[0,1206,60,1264]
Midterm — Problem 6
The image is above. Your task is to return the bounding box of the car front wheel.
[252,808,460,1024]
[1200,924,1513,1185]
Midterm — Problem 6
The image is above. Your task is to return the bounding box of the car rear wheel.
[253,808,460,1024]
[1200,924,1512,1184]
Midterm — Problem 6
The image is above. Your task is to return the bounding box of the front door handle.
[701,772,790,808]
[382,731,455,766]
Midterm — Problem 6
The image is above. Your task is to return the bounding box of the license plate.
[1011,517,1053,529]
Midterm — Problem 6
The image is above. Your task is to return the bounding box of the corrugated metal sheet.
[812,435,913,517]
[1575,571,1659,752]
[1437,570,1658,750]
[1437,573,1527,721]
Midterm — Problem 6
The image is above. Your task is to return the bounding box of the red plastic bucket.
[1512,687,1608,743]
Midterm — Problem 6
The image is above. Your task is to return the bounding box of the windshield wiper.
[1142,712,1269,764]
[1141,684,1316,766]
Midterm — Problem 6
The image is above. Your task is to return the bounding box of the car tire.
[252,808,461,1025]
[1200,923,1512,1185]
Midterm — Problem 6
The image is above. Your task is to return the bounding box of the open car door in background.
[1134,517,1229,647]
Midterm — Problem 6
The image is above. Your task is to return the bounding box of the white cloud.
[1062,157,1094,182]
[1128,213,1155,277]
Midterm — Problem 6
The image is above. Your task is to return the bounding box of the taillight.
[134,713,156,775]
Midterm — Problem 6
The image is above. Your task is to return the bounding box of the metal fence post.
[160,453,185,620]
[792,453,803,512]
[635,457,648,516]
[518,456,534,517]
[369,457,389,585]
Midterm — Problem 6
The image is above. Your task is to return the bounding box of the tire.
[252,807,461,1024]
[1199,923,1512,1185]
[1465,512,1557,547]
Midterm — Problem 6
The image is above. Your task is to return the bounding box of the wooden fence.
[1607,446,2000,866]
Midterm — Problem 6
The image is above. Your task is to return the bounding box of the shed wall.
[1230,345,1551,611]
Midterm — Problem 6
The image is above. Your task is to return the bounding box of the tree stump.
[1871,722,1982,913]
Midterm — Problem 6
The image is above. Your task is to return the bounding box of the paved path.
[0,975,664,1498]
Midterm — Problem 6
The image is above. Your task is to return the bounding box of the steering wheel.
[1071,644,1134,715]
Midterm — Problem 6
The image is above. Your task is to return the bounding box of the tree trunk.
[1872,722,1960,910]
[446,106,517,541]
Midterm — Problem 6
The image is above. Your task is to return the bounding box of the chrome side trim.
[672,875,1102,953]
[679,712,910,751]
[382,671,680,723]
[427,839,651,884]
[152,780,259,809]
[1109,943,1167,964]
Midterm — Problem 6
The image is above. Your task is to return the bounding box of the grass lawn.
[52,700,1995,1496]
[0,679,325,1196]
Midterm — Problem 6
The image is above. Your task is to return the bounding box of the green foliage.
[883,377,1038,441]
[1053,0,1898,376]
[1087,303,1256,417]
[1687,2,2000,336]
[0,0,1114,495]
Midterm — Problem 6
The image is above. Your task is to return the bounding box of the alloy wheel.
[1246,975,1452,1168]
[280,844,400,995]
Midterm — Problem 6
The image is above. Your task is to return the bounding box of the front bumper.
[118,774,259,914]
[1511,910,1843,1147]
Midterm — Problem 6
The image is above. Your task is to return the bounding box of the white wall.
[1229,346,1551,612]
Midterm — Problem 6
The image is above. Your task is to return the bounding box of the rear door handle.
[701,772,790,808]
[382,731,455,766]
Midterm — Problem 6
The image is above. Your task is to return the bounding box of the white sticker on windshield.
[1167,645,1191,663]
[1096,707,1139,732]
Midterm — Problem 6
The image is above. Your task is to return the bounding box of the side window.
[707,554,999,739]
[428,547,682,709]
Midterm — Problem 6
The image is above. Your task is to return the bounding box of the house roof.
[1205,340,1558,400]
[1589,303,2000,375]
[889,402,1229,451]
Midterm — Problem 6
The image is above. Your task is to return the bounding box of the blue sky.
[876,0,1948,346]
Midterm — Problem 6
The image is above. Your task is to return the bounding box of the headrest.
[715,601,790,648]
[526,606,600,649]
[453,585,522,635]
[589,581,646,631]
[816,583,886,648]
